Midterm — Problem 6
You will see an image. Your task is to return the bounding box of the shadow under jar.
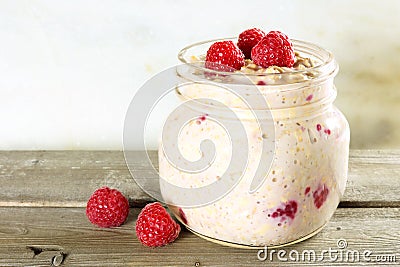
[158,38,350,248]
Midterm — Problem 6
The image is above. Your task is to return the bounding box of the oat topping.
[189,50,319,84]
[240,52,317,74]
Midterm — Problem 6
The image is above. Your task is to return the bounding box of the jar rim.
[177,37,337,84]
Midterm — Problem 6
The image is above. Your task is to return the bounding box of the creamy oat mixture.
[159,45,349,247]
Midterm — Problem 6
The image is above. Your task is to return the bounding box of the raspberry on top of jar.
[194,28,319,85]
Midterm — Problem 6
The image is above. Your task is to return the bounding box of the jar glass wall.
[158,39,350,248]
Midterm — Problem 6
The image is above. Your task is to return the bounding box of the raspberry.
[270,200,298,221]
[205,40,245,72]
[251,31,296,68]
[136,202,181,247]
[237,28,266,59]
[305,186,311,195]
[178,207,188,224]
[86,187,130,228]
[313,184,329,209]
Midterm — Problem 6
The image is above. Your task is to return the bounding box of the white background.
[0,0,399,149]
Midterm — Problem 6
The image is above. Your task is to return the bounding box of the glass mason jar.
[158,38,350,248]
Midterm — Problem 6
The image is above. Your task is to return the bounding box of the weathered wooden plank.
[0,151,154,207]
[0,150,399,207]
[342,150,400,207]
[0,207,399,266]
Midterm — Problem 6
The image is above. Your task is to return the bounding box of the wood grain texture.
[0,151,153,207]
[0,207,399,266]
[1,150,400,207]
[0,150,399,266]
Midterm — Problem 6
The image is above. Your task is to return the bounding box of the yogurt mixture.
[159,38,350,247]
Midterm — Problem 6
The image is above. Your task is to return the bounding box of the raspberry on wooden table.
[86,187,130,228]
[135,202,181,247]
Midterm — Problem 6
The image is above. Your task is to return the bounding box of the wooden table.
[1,150,399,266]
